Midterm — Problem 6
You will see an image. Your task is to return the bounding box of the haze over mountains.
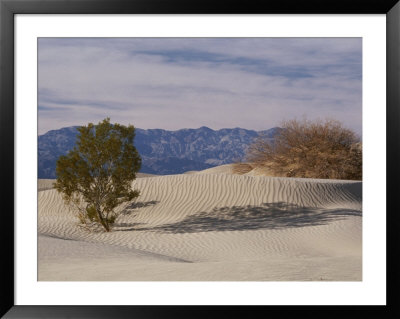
[38,126,280,178]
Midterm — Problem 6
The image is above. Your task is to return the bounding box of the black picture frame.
[1,0,399,318]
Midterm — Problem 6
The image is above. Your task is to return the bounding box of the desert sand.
[38,164,362,281]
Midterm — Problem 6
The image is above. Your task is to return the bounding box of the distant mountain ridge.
[38,126,281,178]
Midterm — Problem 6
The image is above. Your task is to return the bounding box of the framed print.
[1,0,399,318]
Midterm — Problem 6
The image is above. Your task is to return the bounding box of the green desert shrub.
[54,118,141,232]
[246,119,362,180]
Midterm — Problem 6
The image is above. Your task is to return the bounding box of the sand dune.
[38,173,157,192]
[38,179,56,191]
[193,163,235,175]
[38,167,362,281]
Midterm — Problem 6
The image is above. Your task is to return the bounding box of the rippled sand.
[38,166,361,281]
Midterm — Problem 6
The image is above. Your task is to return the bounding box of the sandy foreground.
[38,165,362,281]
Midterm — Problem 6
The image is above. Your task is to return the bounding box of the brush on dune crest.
[244,118,362,180]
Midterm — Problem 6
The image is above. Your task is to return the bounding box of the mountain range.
[38,126,280,178]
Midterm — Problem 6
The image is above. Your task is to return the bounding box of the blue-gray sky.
[38,38,362,135]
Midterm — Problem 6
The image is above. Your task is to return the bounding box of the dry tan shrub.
[232,162,254,175]
[246,119,362,180]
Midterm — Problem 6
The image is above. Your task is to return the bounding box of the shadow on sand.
[120,200,160,215]
[132,202,361,234]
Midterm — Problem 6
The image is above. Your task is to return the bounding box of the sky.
[38,38,362,135]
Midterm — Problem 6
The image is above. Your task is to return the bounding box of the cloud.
[38,38,362,135]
